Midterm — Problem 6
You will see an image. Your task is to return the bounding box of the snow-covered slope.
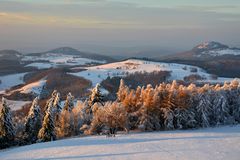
[193,41,240,57]
[1,125,240,160]
[71,59,233,86]
[16,79,46,95]
[0,73,28,93]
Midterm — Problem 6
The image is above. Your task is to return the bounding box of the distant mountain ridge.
[27,47,115,62]
[158,41,240,77]
[192,41,240,58]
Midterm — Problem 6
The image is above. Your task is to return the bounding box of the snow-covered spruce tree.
[228,80,240,123]
[88,83,104,107]
[24,97,42,143]
[38,100,56,142]
[212,89,231,125]
[0,97,15,148]
[161,107,174,130]
[195,87,212,128]
[52,91,61,115]
[63,92,74,111]
[173,87,197,129]
[52,91,61,128]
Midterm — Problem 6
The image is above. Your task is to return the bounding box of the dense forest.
[1,79,240,149]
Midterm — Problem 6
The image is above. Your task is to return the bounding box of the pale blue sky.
[0,0,239,54]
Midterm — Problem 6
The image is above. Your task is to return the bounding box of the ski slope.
[1,125,240,160]
[71,59,233,86]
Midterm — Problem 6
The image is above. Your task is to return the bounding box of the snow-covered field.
[0,73,28,93]
[23,53,106,69]
[1,125,239,160]
[71,59,233,86]
[25,62,54,69]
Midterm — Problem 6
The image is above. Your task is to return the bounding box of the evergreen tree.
[38,100,56,142]
[212,90,230,125]
[88,83,104,107]
[63,92,74,111]
[52,90,61,114]
[0,97,15,148]
[196,91,212,128]
[52,91,61,124]
[24,97,42,143]
[162,107,174,130]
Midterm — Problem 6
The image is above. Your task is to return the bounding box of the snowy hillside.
[193,41,240,57]
[71,59,233,86]
[0,74,46,95]
[1,125,239,160]
[0,73,28,93]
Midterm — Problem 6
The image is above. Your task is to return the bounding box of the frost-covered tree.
[38,100,56,142]
[57,110,74,138]
[212,90,231,125]
[88,83,104,107]
[162,107,174,130]
[72,101,87,135]
[52,91,61,115]
[117,79,129,102]
[24,97,42,143]
[52,91,61,126]
[89,102,128,135]
[227,80,240,123]
[63,92,74,111]
[0,97,15,148]
[196,90,212,128]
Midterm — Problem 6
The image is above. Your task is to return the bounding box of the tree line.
[1,79,240,149]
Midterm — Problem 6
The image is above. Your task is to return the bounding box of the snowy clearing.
[0,73,27,92]
[1,125,240,160]
[71,59,233,86]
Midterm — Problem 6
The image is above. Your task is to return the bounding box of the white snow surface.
[1,125,240,160]
[22,53,106,68]
[25,63,54,69]
[71,59,233,86]
[16,79,46,95]
[0,73,27,92]
[0,99,31,111]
